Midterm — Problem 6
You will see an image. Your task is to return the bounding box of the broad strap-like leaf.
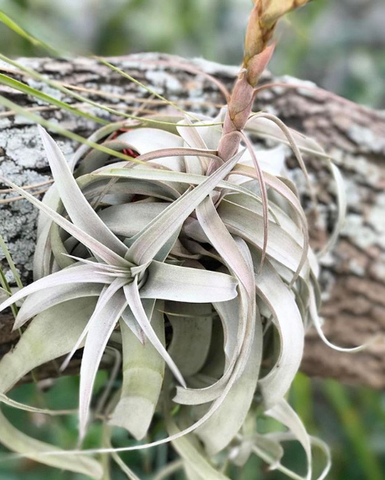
[167,303,213,377]
[95,163,265,205]
[121,305,146,345]
[0,410,103,479]
[177,117,214,174]
[247,113,346,249]
[214,297,243,371]
[195,306,262,456]
[0,298,95,394]
[231,163,309,284]
[117,128,185,171]
[23,325,279,458]
[176,284,254,413]
[224,192,310,284]
[110,302,166,440]
[251,251,304,409]
[124,279,186,388]
[33,219,54,281]
[174,255,251,406]
[239,130,269,267]
[126,149,246,265]
[174,197,256,406]
[265,399,312,480]
[39,126,129,257]
[14,283,103,330]
[79,289,127,440]
[0,264,111,321]
[219,200,305,274]
[140,261,238,303]
[61,277,129,372]
[33,184,61,279]
[99,203,169,238]
[166,414,231,480]
[196,196,254,296]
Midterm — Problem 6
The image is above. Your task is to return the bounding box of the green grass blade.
[291,373,316,432]
[324,380,385,480]
[0,233,23,290]
[0,10,57,55]
[0,233,22,319]
[0,266,17,319]
[0,73,108,125]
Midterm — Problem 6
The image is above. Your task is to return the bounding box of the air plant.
[0,1,353,479]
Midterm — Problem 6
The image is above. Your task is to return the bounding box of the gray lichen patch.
[27,79,67,105]
[370,258,385,283]
[343,155,381,186]
[369,204,385,234]
[0,123,50,282]
[0,200,38,283]
[0,118,12,130]
[1,126,46,169]
[341,214,378,251]
[145,70,183,95]
[347,124,385,154]
[349,258,366,277]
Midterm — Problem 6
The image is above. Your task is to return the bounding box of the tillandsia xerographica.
[0,1,362,479]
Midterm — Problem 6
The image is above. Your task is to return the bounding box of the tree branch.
[1,53,384,388]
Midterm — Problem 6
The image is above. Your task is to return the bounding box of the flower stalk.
[218,0,313,160]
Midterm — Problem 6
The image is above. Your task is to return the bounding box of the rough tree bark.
[0,53,385,388]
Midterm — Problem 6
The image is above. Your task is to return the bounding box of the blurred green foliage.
[0,1,385,478]
[292,375,385,480]
[1,373,385,479]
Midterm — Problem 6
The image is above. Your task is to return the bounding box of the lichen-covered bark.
[0,53,384,387]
